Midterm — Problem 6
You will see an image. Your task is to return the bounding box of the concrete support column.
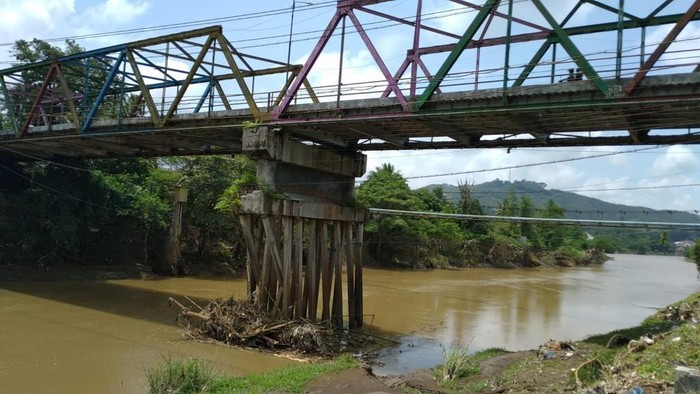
[238,127,367,327]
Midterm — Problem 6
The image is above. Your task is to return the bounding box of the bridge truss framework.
[0,0,698,160]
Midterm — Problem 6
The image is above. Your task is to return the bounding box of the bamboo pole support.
[282,216,293,318]
[354,223,364,328]
[307,219,319,321]
[331,221,343,327]
[239,214,259,300]
[344,221,356,329]
[260,242,271,308]
[293,217,303,319]
[320,220,332,322]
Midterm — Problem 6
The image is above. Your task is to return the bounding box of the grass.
[146,354,359,394]
[438,344,479,383]
[581,292,700,389]
[436,345,506,385]
[627,323,700,381]
[146,357,226,394]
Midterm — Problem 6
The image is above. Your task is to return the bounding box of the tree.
[492,189,521,238]
[356,163,420,210]
[415,186,454,213]
[356,163,464,266]
[5,39,85,128]
[170,155,255,271]
[519,195,540,246]
[692,239,700,273]
[0,40,173,273]
[457,180,488,236]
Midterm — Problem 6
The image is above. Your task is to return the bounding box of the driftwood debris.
[168,296,342,355]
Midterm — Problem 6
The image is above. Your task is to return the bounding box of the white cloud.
[84,0,150,26]
[0,0,76,40]
[0,0,150,65]
[650,145,700,176]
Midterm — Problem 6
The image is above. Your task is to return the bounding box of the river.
[0,254,698,392]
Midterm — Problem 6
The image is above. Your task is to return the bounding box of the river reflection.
[0,254,698,390]
[367,255,700,374]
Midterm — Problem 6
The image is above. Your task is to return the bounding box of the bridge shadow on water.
[0,278,232,327]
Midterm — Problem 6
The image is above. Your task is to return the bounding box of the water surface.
[0,254,697,390]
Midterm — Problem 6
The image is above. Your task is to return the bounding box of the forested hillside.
[424,180,698,253]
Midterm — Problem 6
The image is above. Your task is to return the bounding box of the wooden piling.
[320,220,331,322]
[293,217,303,319]
[307,220,318,321]
[344,222,356,329]
[282,216,293,318]
[239,194,366,326]
[331,221,343,327]
[354,223,364,328]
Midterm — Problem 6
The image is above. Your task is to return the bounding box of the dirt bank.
[304,293,700,393]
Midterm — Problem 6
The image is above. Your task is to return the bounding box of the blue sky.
[1,0,699,213]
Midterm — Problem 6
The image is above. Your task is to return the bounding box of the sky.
[0,0,699,213]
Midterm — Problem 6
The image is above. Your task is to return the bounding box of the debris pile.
[537,339,577,360]
[661,301,698,322]
[168,297,342,356]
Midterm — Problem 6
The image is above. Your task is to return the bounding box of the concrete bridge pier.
[239,127,367,328]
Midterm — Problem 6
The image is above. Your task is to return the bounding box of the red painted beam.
[623,0,700,95]
[20,64,58,137]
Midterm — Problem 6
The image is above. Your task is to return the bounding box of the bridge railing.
[1,1,699,144]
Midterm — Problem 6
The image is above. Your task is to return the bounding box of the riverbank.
[0,244,609,282]
[309,292,700,393]
[147,292,699,393]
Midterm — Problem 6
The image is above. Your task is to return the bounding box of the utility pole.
[167,186,188,275]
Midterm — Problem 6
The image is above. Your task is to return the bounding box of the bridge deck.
[1,73,699,161]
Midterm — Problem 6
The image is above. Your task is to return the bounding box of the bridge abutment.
[239,127,367,328]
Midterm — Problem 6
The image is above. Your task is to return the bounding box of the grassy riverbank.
[146,354,359,394]
[399,292,700,393]
[146,292,700,393]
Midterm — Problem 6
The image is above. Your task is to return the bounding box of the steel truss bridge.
[0,0,699,161]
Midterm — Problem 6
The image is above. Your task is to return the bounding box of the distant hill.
[423,179,700,241]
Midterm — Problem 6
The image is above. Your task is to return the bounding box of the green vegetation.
[425,180,698,255]
[146,354,359,394]
[147,357,227,394]
[438,345,479,383]
[357,165,602,268]
[437,346,507,384]
[683,239,700,273]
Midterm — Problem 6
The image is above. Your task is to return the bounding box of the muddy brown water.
[0,254,698,392]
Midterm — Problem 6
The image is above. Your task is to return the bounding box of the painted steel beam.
[20,64,58,136]
[450,0,549,31]
[347,9,407,108]
[582,0,642,22]
[126,50,160,125]
[623,0,700,95]
[215,34,261,119]
[530,0,608,95]
[0,26,222,75]
[272,11,343,118]
[414,0,499,110]
[82,51,125,132]
[0,77,19,135]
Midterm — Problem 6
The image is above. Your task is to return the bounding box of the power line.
[402,146,664,181]
[368,208,700,230]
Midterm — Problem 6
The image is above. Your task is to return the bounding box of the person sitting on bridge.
[560,68,576,83]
